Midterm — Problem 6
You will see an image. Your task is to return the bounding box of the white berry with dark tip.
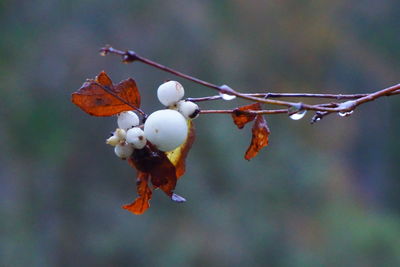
[126,127,147,149]
[177,100,200,119]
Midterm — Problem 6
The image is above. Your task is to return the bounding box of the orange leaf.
[123,172,152,215]
[166,120,196,178]
[232,103,262,129]
[71,71,140,117]
[245,115,270,160]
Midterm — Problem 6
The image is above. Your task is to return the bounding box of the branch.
[187,90,400,102]
[99,45,400,121]
[200,109,289,115]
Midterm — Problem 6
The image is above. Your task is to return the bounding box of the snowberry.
[114,128,126,140]
[177,100,200,119]
[157,81,185,107]
[144,109,188,152]
[106,135,120,146]
[126,127,147,149]
[117,111,139,130]
[106,128,126,146]
[114,143,134,159]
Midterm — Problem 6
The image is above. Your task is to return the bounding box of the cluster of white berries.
[106,111,146,159]
[106,81,199,159]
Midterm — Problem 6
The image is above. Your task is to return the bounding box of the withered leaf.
[245,115,270,160]
[232,103,262,129]
[71,71,140,117]
[123,172,152,215]
[166,120,196,178]
[125,123,196,214]
[129,143,177,198]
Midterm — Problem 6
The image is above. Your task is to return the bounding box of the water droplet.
[338,110,354,117]
[219,84,236,100]
[289,110,307,120]
[219,92,236,101]
[171,193,186,203]
[99,50,107,56]
[337,100,356,117]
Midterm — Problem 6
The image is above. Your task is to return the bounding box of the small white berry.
[117,111,139,130]
[144,109,188,152]
[106,128,126,146]
[106,135,120,146]
[177,100,200,119]
[126,127,147,149]
[114,128,126,140]
[114,143,134,159]
[157,81,185,107]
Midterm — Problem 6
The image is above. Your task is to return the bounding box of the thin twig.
[187,90,400,102]
[100,46,323,110]
[200,109,289,115]
[99,45,400,119]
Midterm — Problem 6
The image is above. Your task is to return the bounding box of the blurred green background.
[1,0,400,266]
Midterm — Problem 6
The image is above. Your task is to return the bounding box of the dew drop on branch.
[219,84,236,101]
[338,110,354,117]
[289,110,307,120]
[219,92,236,100]
[171,193,186,203]
[337,100,356,117]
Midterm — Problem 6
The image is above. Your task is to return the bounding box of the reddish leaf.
[245,115,270,160]
[232,103,262,129]
[71,71,140,117]
[129,143,178,198]
[96,71,113,86]
[166,121,196,178]
[125,121,196,214]
[123,172,152,215]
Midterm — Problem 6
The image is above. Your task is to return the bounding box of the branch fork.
[99,45,400,123]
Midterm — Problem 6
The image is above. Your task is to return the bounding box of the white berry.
[177,100,200,119]
[144,109,188,152]
[126,127,147,149]
[114,143,133,159]
[117,111,139,130]
[106,128,126,146]
[114,128,126,140]
[106,135,120,146]
[157,81,185,107]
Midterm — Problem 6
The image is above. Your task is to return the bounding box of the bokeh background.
[1,0,400,266]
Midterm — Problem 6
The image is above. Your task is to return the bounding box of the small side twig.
[200,109,289,115]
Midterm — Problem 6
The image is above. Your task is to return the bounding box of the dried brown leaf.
[71,71,140,116]
[122,172,152,215]
[129,144,178,199]
[232,103,262,129]
[245,115,270,160]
